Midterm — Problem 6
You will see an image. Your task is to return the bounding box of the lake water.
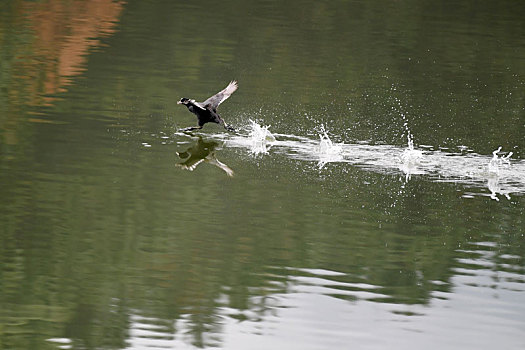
[1,0,524,349]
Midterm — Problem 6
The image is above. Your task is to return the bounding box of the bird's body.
[177,81,238,132]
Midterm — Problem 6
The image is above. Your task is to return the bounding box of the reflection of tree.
[16,0,124,101]
[0,0,124,149]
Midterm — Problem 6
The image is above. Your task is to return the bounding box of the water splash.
[399,130,423,181]
[398,111,423,182]
[248,119,276,142]
[217,120,276,155]
[486,147,513,201]
[487,146,513,177]
[316,127,343,169]
[246,120,276,155]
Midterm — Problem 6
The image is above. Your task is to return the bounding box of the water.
[1,0,525,349]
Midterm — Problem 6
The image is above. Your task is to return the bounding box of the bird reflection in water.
[175,136,234,177]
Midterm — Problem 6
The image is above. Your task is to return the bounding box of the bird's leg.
[179,126,203,132]
[217,116,236,132]
[224,123,236,132]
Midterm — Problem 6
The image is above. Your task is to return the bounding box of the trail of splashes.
[202,121,524,199]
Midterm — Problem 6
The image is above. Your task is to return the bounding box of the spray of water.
[488,146,513,177]
[246,119,275,155]
[248,119,276,143]
[399,122,423,181]
[485,147,514,201]
[220,119,277,155]
[316,126,343,169]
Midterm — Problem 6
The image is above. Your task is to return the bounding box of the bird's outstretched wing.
[190,99,206,110]
[203,81,238,109]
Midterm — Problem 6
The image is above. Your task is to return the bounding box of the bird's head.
[177,98,190,105]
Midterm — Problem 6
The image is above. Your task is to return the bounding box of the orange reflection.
[15,0,124,105]
[1,0,124,147]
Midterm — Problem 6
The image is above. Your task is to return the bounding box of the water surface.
[1,0,524,349]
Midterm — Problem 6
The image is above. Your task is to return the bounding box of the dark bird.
[177,81,238,132]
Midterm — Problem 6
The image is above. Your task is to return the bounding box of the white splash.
[316,128,343,169]
[247,120,276,155]
[486,147,513,201]
[399,130,423,181]
[220,120,276,155]
[46,338,72,349]
[487,146,513,177]
[248,120,276,142]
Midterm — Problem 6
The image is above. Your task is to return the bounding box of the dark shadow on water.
[176,135,234,177]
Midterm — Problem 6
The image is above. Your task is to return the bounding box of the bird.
[177,80,238,132]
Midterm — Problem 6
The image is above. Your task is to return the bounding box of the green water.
[1,0,524,349]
